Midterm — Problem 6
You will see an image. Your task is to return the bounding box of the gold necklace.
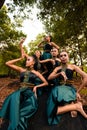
[61,64,68,72]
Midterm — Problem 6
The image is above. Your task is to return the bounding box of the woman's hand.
[33,86,37,98]
[50,59,55,65]
[60,71,68,82]
[19,38,25,45]
[76,92,81,101]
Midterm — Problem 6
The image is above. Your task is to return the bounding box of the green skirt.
[0,87,38,130]
[47,85,76,125]
[41,51,52,60]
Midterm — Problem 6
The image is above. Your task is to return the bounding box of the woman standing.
[38,35,60,78]
[38,35,60,60]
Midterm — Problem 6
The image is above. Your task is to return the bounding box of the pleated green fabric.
[0,87,38,130]
[47,85,76,125]
[41,51,52,60]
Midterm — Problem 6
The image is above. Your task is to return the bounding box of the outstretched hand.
[19,38,26,46]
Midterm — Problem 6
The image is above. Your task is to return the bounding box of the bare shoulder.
[71,64,79,69]
[50,42,55,45]
[69,64,83,71]
[68,64,76,69]
[32,70,41,76]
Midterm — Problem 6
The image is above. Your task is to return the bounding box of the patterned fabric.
[0,71,43,130]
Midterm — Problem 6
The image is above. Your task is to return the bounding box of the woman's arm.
[38,41,44,48]
[39,59,55,75]
[51,42,60,50]
[19,38,29,58]
[48,66,67,81]
[6,57,26,73]
[32,70,48,97]
[39,59,54,64]
[34,71,48,88]
[48,67,60,80]
[73,65,87,92]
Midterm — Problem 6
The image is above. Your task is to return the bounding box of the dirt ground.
[0,77,87,130]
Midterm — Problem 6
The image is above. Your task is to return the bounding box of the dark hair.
[49,35,53,42]
[44,34,53,42]
[32,54,39,70]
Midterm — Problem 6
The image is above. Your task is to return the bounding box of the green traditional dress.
[41,43,52,60]
[0,71,42,130]
[47,69,77,125]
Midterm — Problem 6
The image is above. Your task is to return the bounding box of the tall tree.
[0,6,25,75]
[36,0,87,65]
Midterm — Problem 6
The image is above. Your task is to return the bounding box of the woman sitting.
[47,50,87,125]
[0,50,48,130]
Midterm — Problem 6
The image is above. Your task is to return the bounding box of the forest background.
[0,0,87,77]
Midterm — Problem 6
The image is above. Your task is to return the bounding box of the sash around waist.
[20,82,35,88]
[59,80,74,85]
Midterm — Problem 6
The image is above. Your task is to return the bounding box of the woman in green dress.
[47,50,87,125]
[0,52,48,130]
[38,35,60,60]
[38,35,60,78]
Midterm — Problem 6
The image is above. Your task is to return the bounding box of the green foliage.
[37,0,87,40]
[0,5,26,76]
[29,33,45,54]
[13,0,36,6]
[0,42,26,76]
[5,0,36,19]
[0,0,87,73]
[80,88,87,95]
[36,0,87,65]
[83,66,87,73]
[0,6,26,42]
